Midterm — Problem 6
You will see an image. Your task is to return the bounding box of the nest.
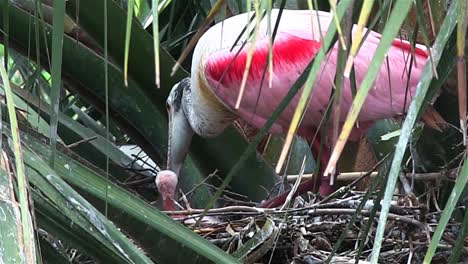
[167,189,467,264]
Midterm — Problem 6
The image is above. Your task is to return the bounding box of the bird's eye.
[166,101,171,112]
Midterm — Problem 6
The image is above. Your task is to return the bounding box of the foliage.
[0,0,466,263]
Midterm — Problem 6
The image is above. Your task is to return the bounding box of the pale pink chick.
[155,170,178,211]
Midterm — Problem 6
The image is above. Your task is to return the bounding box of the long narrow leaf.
[0,2,214,206]
[124,0,135,86]
[0,58,36,263]
[200,0,351,218]
[370,3,458,262]
[20,145,154,263]
[49,0,65,167]
[2,0,8,69]
[64,0,277,202]
[343,0,373,76]
[0,166,24,263]
[152,0,160,87]
[11,84,152,178]
[457,0,468,146]
[423,158,468,263]
[30,177,141,263]
[447,195,468,263]
[20,126,239,264]
[324,0,413,176]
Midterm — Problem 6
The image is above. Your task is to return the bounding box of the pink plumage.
[160,9,433,210]
[196,9,427,138]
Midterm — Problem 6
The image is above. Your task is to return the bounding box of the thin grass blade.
[275,3,348,173]
[423,156,468,263]
[10,2,214,206]
[456,0,467,147]
[330,1,353,181]
[414,0,438,79]
[0,82,51,136]
[63,0,276,202]
[152,0,160,87]
[0,165,24,263]
[20,126,240,264]
[11,80,154,181]
[199,0,351,221]
[1,0,8,69]
[447,195,468,263]
[22,157,154,263]
[104,0,111,218]
[0,58,36,264]
[327,0,346,50]
[235,0,260,109]
[124,0,135,87]
[369,3,457,262]
[343,0,373,77]
[324,0,414,177]
[265,0,273,88]
[49,0,65,167]
[171,0,226,76]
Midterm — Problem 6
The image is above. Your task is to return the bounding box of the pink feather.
[200,10,428,138]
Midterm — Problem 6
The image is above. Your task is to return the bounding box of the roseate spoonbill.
[156,9,434,211]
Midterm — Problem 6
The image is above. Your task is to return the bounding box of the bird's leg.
[309,135,334,196]
[258,133,334,208]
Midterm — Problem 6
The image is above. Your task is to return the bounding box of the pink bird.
[156,9,433,211]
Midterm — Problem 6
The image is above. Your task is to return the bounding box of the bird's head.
[158,77,233,212]
[166,77,194,177]
[165,76,236,177]
[155,170,178,211]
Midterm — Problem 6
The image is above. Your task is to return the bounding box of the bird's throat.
[162,196,176,211]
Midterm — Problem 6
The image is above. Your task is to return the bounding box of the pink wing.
[201,10,428,135]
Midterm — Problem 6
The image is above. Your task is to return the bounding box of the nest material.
[170,190,467,264]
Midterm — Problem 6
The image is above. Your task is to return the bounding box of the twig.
[304,209,425,228]
[280,156,307,210]
[399,172,414,195]
[179,208,424,228]
[164,205,271,215]
[65,136,98,148]
[286,168,460,182]
[124,177,155,186]
[165,204,425,228]
[221,195,257,206]
[184,170,219,197]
